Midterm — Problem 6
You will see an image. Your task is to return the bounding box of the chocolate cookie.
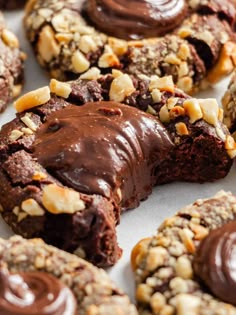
[0,235,137,315]
[131,191,236,315]
[24,0,236,94]
[0,71,234,267]
[0,0,26,10]
[0,12,25,112]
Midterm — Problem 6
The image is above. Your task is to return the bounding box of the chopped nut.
[177,44,190,60]
[175,122,189,136]
[21,113,38,131]
[108,37,128,56]
[170,106,185,120]
[150,292,166,314]
[9,129,23,142]
[55,33,73,44]
[183,99,203,123]
[199,98,219,126]
[109,74,135,102]
[225,135,236,150]
[21,128,34,135]
[227,149,236,159]
[21,199,45,216]
[131,238,151,270]
[178,62,189,78]
[72,50,90,73]
[32,172,47,181]
[136,284,152,303]
[151,89,162,103]
[98,47,120,68]
[169,277,188,294]
[159,105,170,123]
[177,27,193,38]
[177,77,193,94]
[13,206,20,216]
[146,247,168,271]
[176,294,200,315]
[38,26,60,62]
[17,212,28,222]
[164,53,181,65]
[167,98,178,110]
[149,76,175,93]
[2,29,19,48]
[189,222,209,240]
[146,105,157,116]
[80,67,101,80]
[42,184,85,214]
[175,256,193,279]
[111,69,123,78]
[50,79,72,98]
[34,255,45,269]
[215,125,226,142]
[79,35,97,54]
[207,41,236,84]
[179,229,195,254]
[14,86,51,112]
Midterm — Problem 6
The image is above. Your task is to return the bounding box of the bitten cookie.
[0,235,137,315]
[0,71,234,267]
[131,191,236,315]
[24,0,236,94]
[0,12,25,112]
[0,0,26,10]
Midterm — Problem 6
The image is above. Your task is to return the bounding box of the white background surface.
[1,9,236,303]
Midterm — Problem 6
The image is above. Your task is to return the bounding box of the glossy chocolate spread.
[33,101,173,210]
[84,0,187,39]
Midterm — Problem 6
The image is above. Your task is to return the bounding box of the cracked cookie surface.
[0,71,234,267]
[24,0,236,94]
[131,191,236,315]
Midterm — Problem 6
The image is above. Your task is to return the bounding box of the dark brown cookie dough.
[0,0,26,10]
[0,12,25,112]
[24,0,236,94]
[0,71,234,267]
[0,235,137,315]
[131,191,236,315]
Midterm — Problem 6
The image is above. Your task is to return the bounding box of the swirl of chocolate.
[193,221,236,306]
[84,0,187,40]
[0,269,77,315]
[33,101,172,210]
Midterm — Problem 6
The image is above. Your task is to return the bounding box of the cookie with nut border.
[24,0,236,94]
[0,235,137,315]
[132,190,236,315]
[0,71,234,267]
[0,12,25,112]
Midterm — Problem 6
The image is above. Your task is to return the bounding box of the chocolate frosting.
[84,0,187,40]
[193,221,236,306]
[33,101,173,210]
[0,269,77,315]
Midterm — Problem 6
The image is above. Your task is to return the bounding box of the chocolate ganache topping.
[33,101,173,210]
[84,0,187,40]
[193,221,236,306]
[0,269,77,315]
